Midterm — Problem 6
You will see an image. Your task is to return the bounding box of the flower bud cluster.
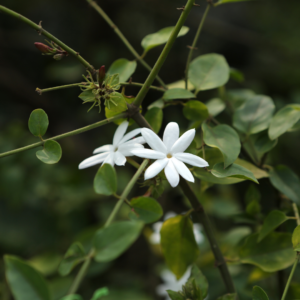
[34,41,68,60]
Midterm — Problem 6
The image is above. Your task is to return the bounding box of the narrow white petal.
[102,152,115,167]
[171,129,195,154]
[122,136,146,146]
[164,159,180,188]
[114,151,126,166]
[93,144,113,154]
[79,152,109,169]
[118,143,144,157]
[171,157,194,182]
[131,148,166,159]
[163,122,179,152]
[141,128,167,153]
[119,128,142,145]
[174,152,209,167]
[113,121,129,147]
[144,158,169,180]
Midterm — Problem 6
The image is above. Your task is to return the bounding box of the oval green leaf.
[90,287,109,300]
[253,286,269,300]
[189,265,208,299]
[28,109,49,137]
[141,26,189,53]
[58,242,86,276]
[160,215,199,279]
[206,98,226,117]
[78,90,96,102]
[94,164,117,196]
[188,53,230,93]
[292,225,300,251]
[107,58,137,83]
[257,210,289,243]
[163,88,195,101]
[211,163,258,184]
[93,221,144,262]
[269,165,300,204]
[202,123,241,168]
[268,104,300,140]
[167,291,185,300]
[107,92,128,113]
[60,295,83,300]
[129,197,163,224]
[226,89,255,110]
[233,95,275,135]
[240,232,295,272]
[145,107,163,133]
[183,100,209,122]
[4,255,51,300]
[36,140,62,164]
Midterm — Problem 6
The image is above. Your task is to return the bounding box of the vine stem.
[0,113,127,159]
[0,5,95,73]
[184,4,210,89]
[281,255,299,300]
[133,0,196,107]
[36,82,166,94]
[86,0,167,88]
[292,203,300,225]
[67,159,149,295]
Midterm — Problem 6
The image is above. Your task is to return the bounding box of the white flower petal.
[144,158,169,180]
[141,128,167,153]
[163,122,179,152]
[93,144,113,154]
[122,136,146,146]
[114,151,126,166]
[118,143,144,156]
[113,121,129,147]
[119,128,142,145]
[164,159,180,188]
[131,148,166,159]
[102,152,115,166]
[78,152,109,169]
[171,157,194,182]
[171,129,195,154]
[174,152,209,167]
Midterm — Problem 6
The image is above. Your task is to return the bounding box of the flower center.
[167,153,172,158]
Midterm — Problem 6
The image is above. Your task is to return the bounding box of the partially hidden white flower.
[79,120,145,169]
[131,122,209,187]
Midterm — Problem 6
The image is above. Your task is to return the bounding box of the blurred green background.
[1,0,300,299]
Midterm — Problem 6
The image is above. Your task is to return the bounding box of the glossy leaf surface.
[163,88,195,101]
[183,100,209,122]
[145,107,163,133]
[94,164,117,196]
[36,140,62,164]
[107,58,137,83]
[28,109,49,137]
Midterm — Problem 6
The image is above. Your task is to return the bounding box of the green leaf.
[107,59,137,83]
[217,294,237,300]
[230,68,244,83]
[268,104,300,140]
[167,79,194,91]
[129,197,163,224]
[292,225,300,251]
[145,107,163,133]
[189,54,230,93]
[202,123,241,168]
[235,158,268,179]
[163,88,195,101]
[211,163,258,184]
[160,215,199,279]
[189,265,208,299]
[78,90,96,102]
[36,140,62,164]
[206,98,226,117]
[105,73,120,89]
[183,100,209,122]
[253,286,269,300]
[147,98,164,110]
[257,210,289,242]
[107,92,128,113]
[94,164,117,196]
[253,131,278,154]
[28,109,49,137]
[167,290,185,300]
[90,287,109,300]
[226,89,255,110]
[233,95,275,135]
[4,255,51,300]
[269,165,300,204]
[58,242,86,276]
[60,295,83,300]
[141,26,189,53]
[240,232,295,272]
[94,221,144,262]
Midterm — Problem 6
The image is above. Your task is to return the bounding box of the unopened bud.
[34,42,55,54]
[53,54,64,60]
[98,65,106,86]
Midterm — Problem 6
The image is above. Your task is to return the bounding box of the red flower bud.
[98,65,106,86]
[34,42,55,54]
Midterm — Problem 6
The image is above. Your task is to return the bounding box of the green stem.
[104,159,149,227]
[0,5,95,73]
[0,113,127,159]
[293,203,300,226]
[86,0,167,88]
[281,255,299,300]
[121,82,166,92]
[184,4,210,89]
[133,0,196,107]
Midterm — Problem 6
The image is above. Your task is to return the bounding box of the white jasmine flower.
[79,121,145,169]
[131,122,209,187]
